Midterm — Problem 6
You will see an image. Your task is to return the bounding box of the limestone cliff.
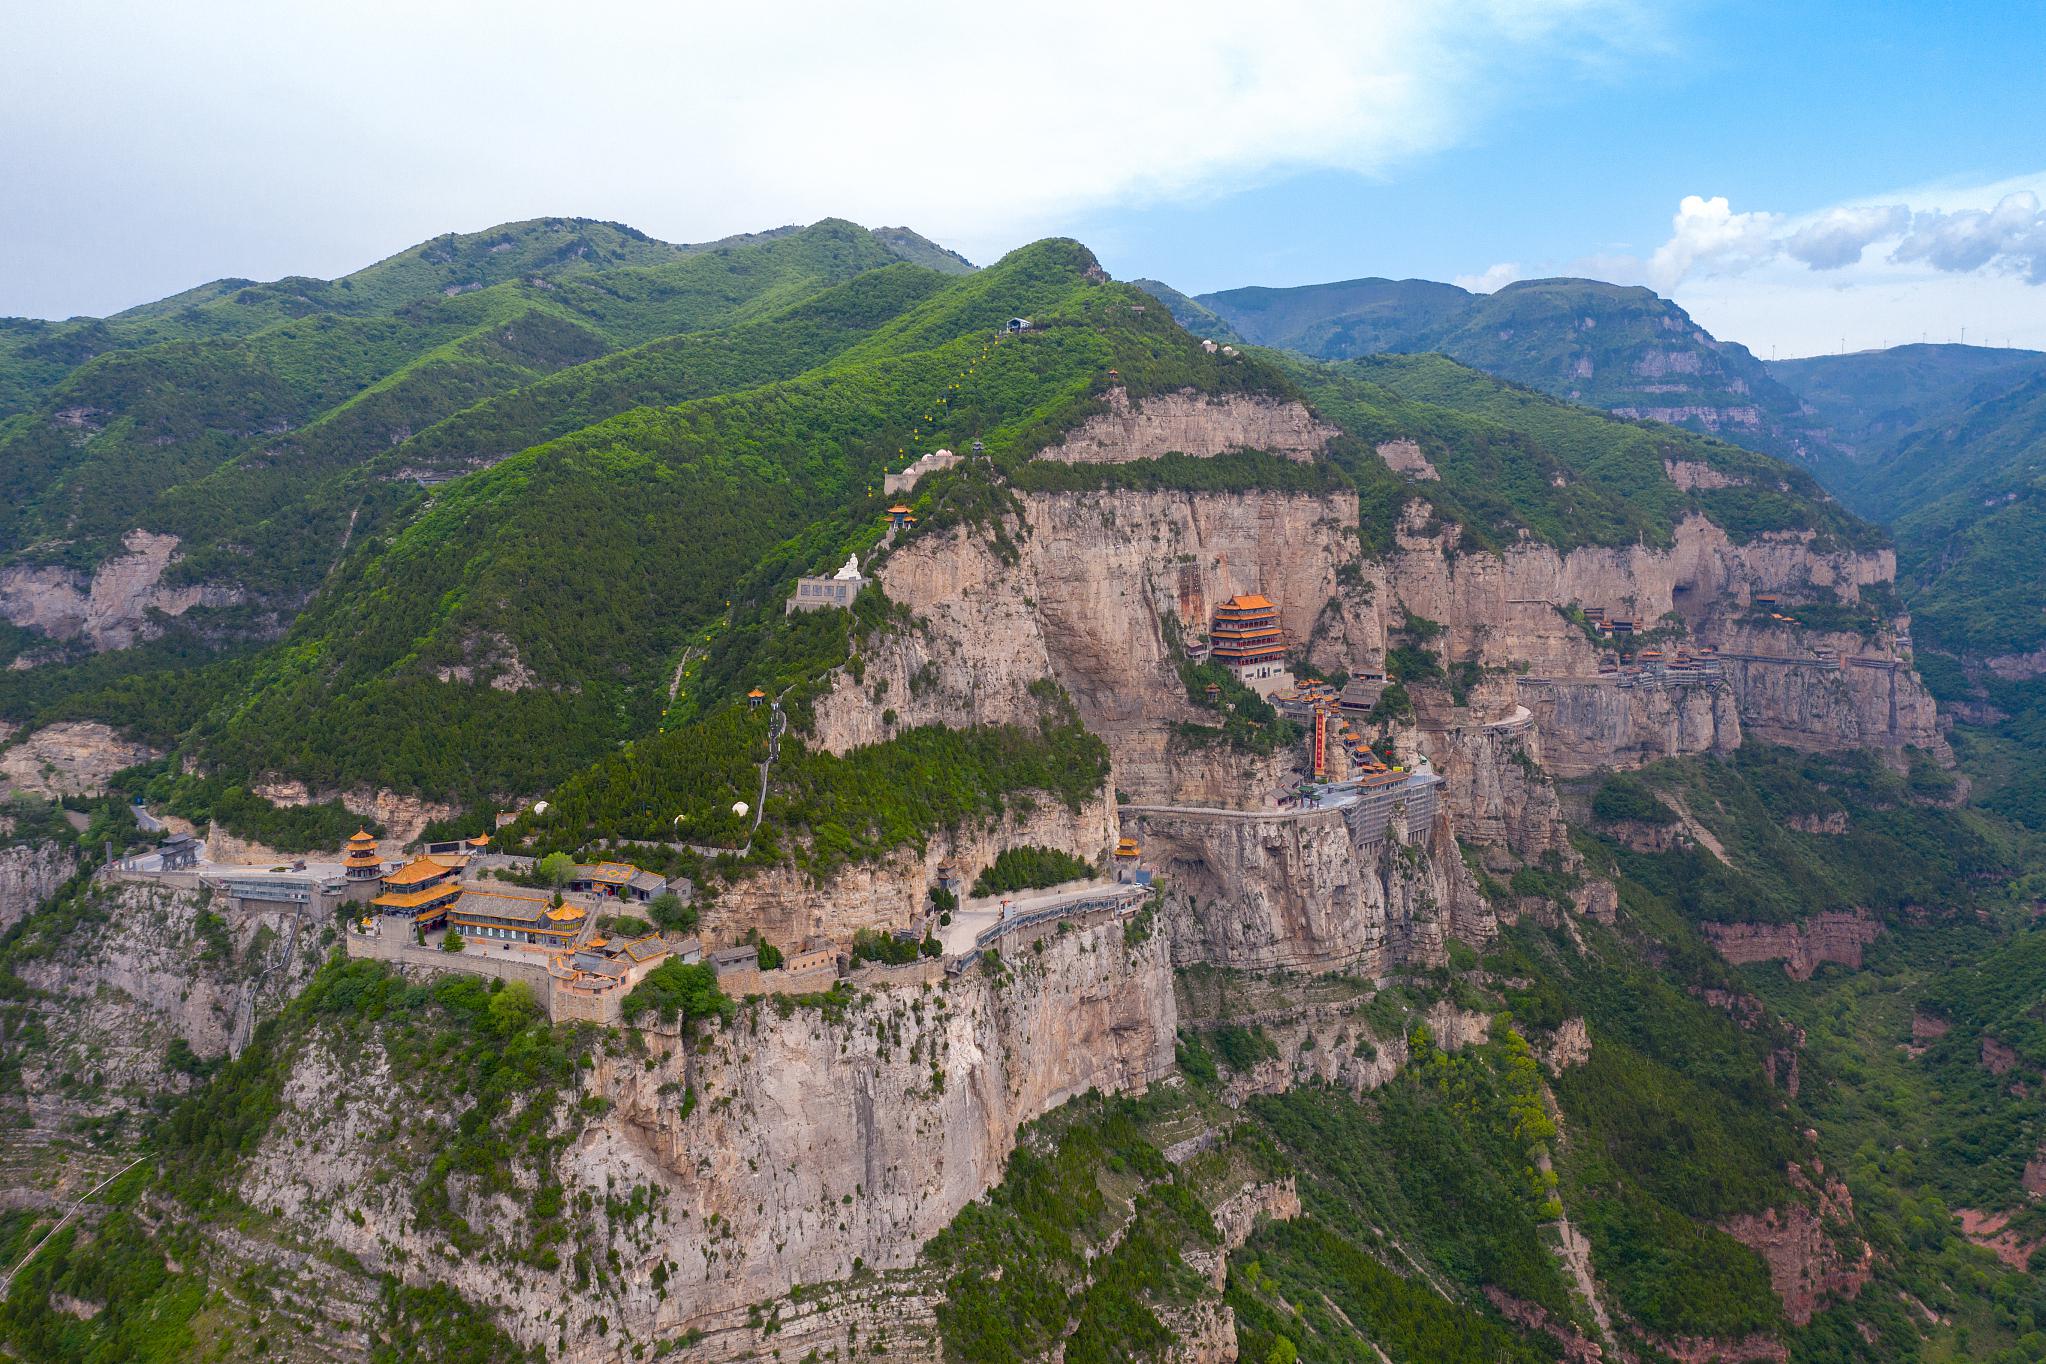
[6,876,325,1157]
[815,487,1370,806]
[706,787,1115,948]
[1526,676,1741,777]
[250,779,460,846]
[1134,797,1490,977]
[1422,708,1574,859]
[0,721,160,798]
[1384,509,1935,756]
[235,915,1176,1358]
[0,529,243,652]
[1037,387,1339,465]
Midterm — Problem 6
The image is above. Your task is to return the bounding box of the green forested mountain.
[1765,347,2046,826]
[1769,342,2046,463]
[11,216,2046,1364]
[0,219,956,664]
[1142,273,1835,462]
[1284,351,1876,555]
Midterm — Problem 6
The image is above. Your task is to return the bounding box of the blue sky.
[4,1,2043,356]
[1078,1,2046,292]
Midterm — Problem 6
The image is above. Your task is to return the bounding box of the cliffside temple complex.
[370,855,463,930]
[1210,594,1290,691]
[449,887,586,947]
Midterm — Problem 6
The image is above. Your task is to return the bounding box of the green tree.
[622,961,735,1027]
[487,980,540,1034]
[441,927,465,953]
[536,851,575,888]
[647,889,696,934]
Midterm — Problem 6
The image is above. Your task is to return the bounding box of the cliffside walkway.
[940,880,1146,968]
[1121,763,1443,849]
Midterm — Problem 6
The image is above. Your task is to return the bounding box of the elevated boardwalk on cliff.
[1119,767,1442,848]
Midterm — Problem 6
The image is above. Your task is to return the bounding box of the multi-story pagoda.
[343,830,382,882]
[1210,594,1287,676]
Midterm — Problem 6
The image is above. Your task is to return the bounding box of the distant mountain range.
[1136,273,1837,463]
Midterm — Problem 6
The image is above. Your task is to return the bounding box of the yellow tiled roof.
[381,857,453,888]
[372,884,461,910]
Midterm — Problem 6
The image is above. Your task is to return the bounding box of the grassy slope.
[1282,351,1877,554]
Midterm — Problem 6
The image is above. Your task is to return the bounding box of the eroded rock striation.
[1037,387,1339,465]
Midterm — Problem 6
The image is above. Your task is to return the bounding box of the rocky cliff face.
[249,779,460,846]
[817,487,1370,806]
[0,721,160,798]
[7,877,325,1143]
[0,840,76,932]
[1526,677,1741,777]
[0,529,243,652]
[706,788,1115,949]
[1703,909,1883,980]
[1722,1163,1874,1327]
[1424,711,1574,858]
[237,914,1175,1358]
[1037,387,1339,465]
[1134,800,1489,976]
[1383,509,1935,755]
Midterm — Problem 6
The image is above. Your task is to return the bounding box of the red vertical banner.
[1314,705,1327,780]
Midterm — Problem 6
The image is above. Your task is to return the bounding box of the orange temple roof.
[346,830,377,846]
[381,857,454,888]
[371,884,461,911]
[1219,594,1274,611]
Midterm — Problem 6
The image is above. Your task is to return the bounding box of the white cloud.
[0,0,1663,317]
[1783,204,1911,270]
[1893,191,2046,284]
[1491,175,2046,356]
[1646,195,1781,289]
[1453,262,1525,293]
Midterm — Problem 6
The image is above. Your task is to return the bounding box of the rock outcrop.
[0,840,77,932]
[0,721,159,798]
[818,487,1370,806]
[8,877,324,1147]
[706,787,1115,949]
[238,914,1176,1357]
[1704,909,1882,980]
[0,530,242,651]
[1722,1164,1873,1327]
[250,780,460,846]
[1137,800,1487,977]
[1037,387,1338,465]
[1526,676,1740,777]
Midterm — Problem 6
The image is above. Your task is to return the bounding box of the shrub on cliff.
[971,845,1094,897]
[621,961,733,1028]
